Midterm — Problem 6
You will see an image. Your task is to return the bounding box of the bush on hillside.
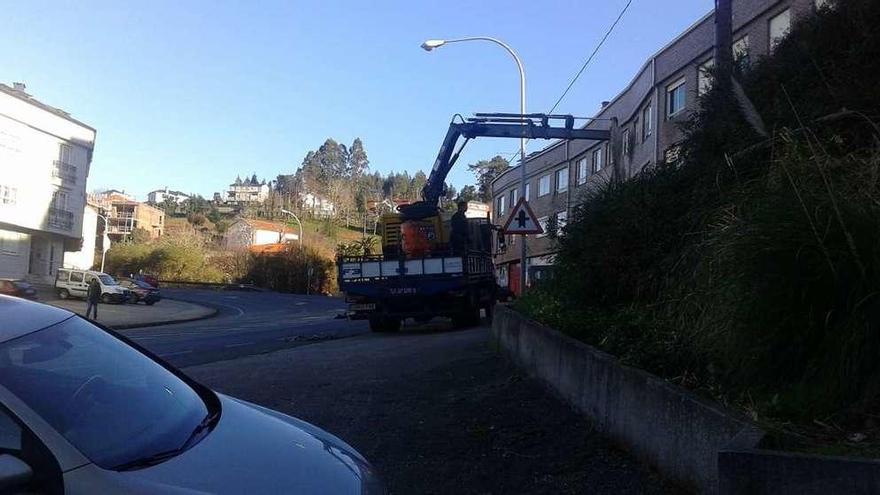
[243,245,336,294]
[521,0,880,422]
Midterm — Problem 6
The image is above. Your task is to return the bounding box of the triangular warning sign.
[501,198,543,235]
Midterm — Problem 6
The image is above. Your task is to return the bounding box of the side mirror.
[0,454,33,490]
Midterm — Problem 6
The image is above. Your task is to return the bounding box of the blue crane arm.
[410,114,611,218]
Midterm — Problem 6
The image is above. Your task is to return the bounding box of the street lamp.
[280,209,304,248]
[421,36,529,294]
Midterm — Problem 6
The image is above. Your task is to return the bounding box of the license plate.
[349,303,376,311]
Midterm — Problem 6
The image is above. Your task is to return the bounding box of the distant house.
[227,176,269,204]
[147,187,190,205]
[106,200,164,240]
[225,219,299,250]
[300,192,335,217]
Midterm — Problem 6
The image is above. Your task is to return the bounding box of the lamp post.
[280,208,304,248]
[421,36,529,293]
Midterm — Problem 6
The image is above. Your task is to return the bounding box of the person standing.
[86,277,101,320]
[450,201,469,255]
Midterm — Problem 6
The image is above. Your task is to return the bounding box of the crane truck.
[337,113,611,332]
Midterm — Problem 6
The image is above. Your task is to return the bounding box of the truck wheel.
[369,317,400,333]
[101,294,113,304]
[58,289,70,300]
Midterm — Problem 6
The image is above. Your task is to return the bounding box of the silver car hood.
[64,394,381,494]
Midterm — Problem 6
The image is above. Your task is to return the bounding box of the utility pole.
[714,0,733,90]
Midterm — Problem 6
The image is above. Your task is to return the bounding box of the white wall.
[254,229,282,246]
[0,91,95,239]
[63,204,98,270]
[0,229,30,279]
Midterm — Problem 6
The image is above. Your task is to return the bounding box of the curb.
[109,303,219,330]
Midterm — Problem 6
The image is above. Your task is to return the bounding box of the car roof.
[0,295,74,344]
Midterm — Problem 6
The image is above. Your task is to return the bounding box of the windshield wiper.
[112,410,220,471]
[179,409,220,451]
[113,449,184,471]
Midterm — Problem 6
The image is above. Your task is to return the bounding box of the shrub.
[243,245,336,294]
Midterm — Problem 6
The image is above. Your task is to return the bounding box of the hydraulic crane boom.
[400,113,611,219]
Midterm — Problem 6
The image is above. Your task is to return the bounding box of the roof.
[148,189,190,197]
[248,243,294,254]
[0,295,73,344]
[236,219,294,233]
[0,83,96,132]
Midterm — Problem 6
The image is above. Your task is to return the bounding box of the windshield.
[0,317,210,468]
[98,274,118,285]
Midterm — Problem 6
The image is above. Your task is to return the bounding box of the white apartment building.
[147,187,190,205]
[0,83,96,282]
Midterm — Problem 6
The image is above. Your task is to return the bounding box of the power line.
[546,0,633,116]
[502,0,634,165]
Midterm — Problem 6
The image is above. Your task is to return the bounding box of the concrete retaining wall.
[492,305,880,494]
[491,305,748,492]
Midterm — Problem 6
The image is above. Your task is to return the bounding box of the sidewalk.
[47,298,217,329]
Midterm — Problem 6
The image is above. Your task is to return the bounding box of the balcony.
[52,160,77,184]
[47,207,74,231]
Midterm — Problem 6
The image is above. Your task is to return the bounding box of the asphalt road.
[124,289,681,493]
[123,289,368,367]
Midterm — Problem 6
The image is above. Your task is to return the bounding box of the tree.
[160,198,178,216]
[457,185,479,203]
[348,138,369,177]
[468,155,510,202]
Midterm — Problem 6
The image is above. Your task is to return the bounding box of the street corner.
[46,298,217,329]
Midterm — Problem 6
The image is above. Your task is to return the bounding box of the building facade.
[106,200,164,240]
[224,219,298,250]
[227,176,269,204]
[0,83,96,282]
[147,187,190,205]
[491,0,823,292]
[63,203,100,270]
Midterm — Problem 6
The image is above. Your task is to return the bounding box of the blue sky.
[2,0,712,200]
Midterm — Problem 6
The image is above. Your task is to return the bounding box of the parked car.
[119,278,161,305]
[0,295,384,494]
[55,269,129,304]
[0,279,37,300]
[131,273,159,288]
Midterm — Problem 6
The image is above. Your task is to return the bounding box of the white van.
[55,269,129,304]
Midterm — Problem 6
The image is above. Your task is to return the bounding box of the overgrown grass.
[517,0,880,448]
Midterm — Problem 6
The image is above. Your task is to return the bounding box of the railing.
[47,208,74,231]
[51,160,77,183]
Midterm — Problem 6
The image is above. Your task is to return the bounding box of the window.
[495,195,506,216]
[592,147,604,172]
[524,182,531,201]
[0,317,211,469]
[555,168,568,193]
[538,174,551,196]
[666,78,686,117]
[52,190,69,211]
[70,271,84,283]
[642,105,653,141]
[0,185,16,205]
[509,188,517,207]
[769,9,791,50]
[536,216,549,238]
[698,59,715,95]
[733,36,750,69]
[577,157,589,185]
[622,128,632,156]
